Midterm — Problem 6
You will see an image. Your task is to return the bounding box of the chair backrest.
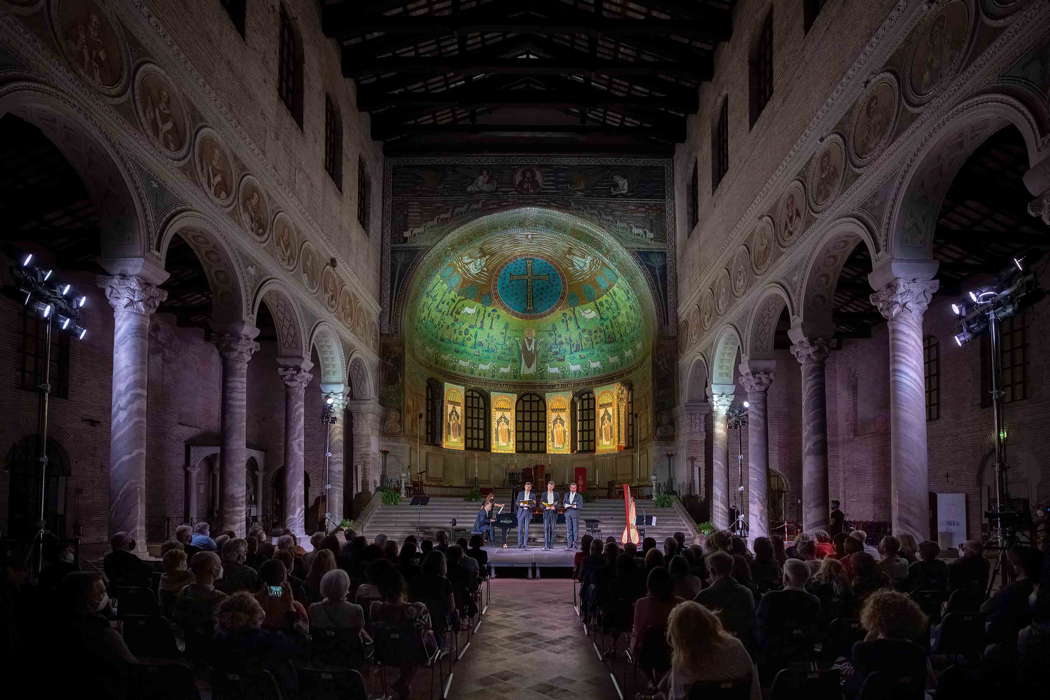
[131,661,200,700]
[296,667,367,700]
[310,627,367,669]
[858,670,925,700]
[637,624,672,673]
[910,590,946,623]
[211,669,283,700]
[770,666,841,700]
[946,588,982,613]
[932,612,985,655]
[370,616,428,666]
[121,614,183,659]
[114,585,159,616]
[686,677,752,700]
[822,617,864,661]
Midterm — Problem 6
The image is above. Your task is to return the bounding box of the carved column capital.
[215,333,260,364]
[870,277,939,321]
[790,336,831,366]
[1028,190,1050,227]
[740,368,775,394]
[278,364,313,391]
[101,275,167,316]
[710,391,735,415]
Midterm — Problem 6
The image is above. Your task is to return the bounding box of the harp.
[621,484,640,545]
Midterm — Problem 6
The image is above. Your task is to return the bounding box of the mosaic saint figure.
[447,405,462,442]
[599,407,614,446]
[519,327,538,375]
[551,414,567,451]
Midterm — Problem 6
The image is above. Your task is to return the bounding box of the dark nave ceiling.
[323,0,736,154]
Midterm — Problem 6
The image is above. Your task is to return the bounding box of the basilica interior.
[1,1,1049,698]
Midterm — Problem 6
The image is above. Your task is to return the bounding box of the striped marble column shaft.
[327,405,346,525]
[184,463,199,522]
[741,367,774,542]
[278,363,313,538]
[790,336,831,532]
[349,400,382,492]
[871,277,938,542]
[103,275,166,554]
[215,332,258,537]
[710,392,734,530]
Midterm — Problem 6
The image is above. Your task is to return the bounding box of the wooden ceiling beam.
[360,86,696,114]
[374,121,681,143]
[345,55,707,82]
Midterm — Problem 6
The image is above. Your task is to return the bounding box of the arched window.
[425,379,441,446]
[277,4,303,127]
[465,389,488,451]
[515,393,546,453]
[575,390,595,453]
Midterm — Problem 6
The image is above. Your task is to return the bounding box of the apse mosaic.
[406,215,652,385]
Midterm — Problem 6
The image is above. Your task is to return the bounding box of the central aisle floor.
[451,579,620,700]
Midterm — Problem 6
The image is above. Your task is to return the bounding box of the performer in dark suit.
[541,481,560,551]
[473,501,493,543]
[516,481,536,549]
[562,481,582,551]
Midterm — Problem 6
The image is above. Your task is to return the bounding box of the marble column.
[348,400,382,492]
[683,400,710,497]
[103,275,166,554]
[321,384,347,528]
[215,328,259,537]
[278,361,313,538]
[709,390,734,530]
[184,462,199,523]
[740,363,775,542]
[871,277,939,542]
[789,334,831,532]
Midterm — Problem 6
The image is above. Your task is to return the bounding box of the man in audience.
[948,539,989,594]
[795,537,820,577]
[173,551,227,657]
[175,524,201,559]
[849,530,879,558]
[877,535,909,587]
[190,522,218,552]
[755,558,821,681]
[829,500,845,536]
[908,540,948,592]
[981,545,1042,646]
[103,531,152,588]
[694,550,755,647]
[216,538,258,594]
[302,531,325,571]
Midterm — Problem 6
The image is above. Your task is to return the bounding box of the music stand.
[410,495,429,534]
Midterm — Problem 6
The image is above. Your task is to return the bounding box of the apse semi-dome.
[406,208,655,384]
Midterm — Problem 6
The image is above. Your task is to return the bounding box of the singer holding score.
[515,480,535,549]
[562,481,582,550]
[541,481,560,550]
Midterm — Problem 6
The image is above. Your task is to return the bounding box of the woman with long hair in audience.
[668,555,702,600]
[656,601,760,700]
[254,559,309,636]
[303,548,337,603]
[750,537,781,595]
[630,567,684,661]
[807,557,854,626]
[896,533,919,563]
[849,552,890,615]
[410,551,456,648]
[369,559,437,699]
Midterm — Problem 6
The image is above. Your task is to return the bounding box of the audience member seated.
[369,559,437,699]
[302,532,326,572]
[795,537,820,577]
[750,537,782,595]
[668,555,702,600]
[212,591,300,696]
[630,566,684,664]
[807,557,853,628]
[1017,588,1050,694]
[447,545,479,618]
[411,551,457,646]
[908,540,948,592]
[52,571,137,697]
[308,568,366,633]
[850,552,890,614]
[466,534,489,576]
[457,537,480,580]
[947,539,989,594]
[849,530,879,558]
[158,548,194,617]
[897,534,919,563]
[771,535,787,567]
[574,534,594,578]
[814,530,835,559]
[581,539,606,617]
[398,541,423,584]
[216,537,258,595]
[254,559,309,635]
[103,531,152,589]
[190,521,218,552]
[304,548,338,603]
[173,551,227,657]
[846,591,929,699]
[694,550,755,647]
[273,549,308,604]
[980,545,1042,646]
[655,601,760,700]
[877,536,910,588]
[37,542,78,596]
[755,558,821,680]
[840,534,863,579]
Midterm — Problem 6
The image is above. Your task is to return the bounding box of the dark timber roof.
[323,0,735,154]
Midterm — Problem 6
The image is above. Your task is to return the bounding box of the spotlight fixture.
[60,283,71,296]
[76,296,87,308]
[968,290,979,303]
[41,304,52,318]
[43,269,52,281]
[743,400,750,408]
[325,396,335,406]
[951,303,964,316]
[78,327,87,341]
[21,253,33,267]
[60,316,70,330]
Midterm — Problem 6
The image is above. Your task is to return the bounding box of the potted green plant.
[697,521,716,536]
[653,492,675,508]
[464,487,481,502]
[379,487,401,506]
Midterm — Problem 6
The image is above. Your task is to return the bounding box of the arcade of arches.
[2,1,1050,563]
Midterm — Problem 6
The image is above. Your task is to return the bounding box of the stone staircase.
[359,491,697,548]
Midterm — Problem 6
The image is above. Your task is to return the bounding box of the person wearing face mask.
[103,531,152,589]
[52,571,137,698]
[37,542,78,595]
[172,551,228,659]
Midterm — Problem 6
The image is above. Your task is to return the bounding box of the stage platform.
[483,544,575,577]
